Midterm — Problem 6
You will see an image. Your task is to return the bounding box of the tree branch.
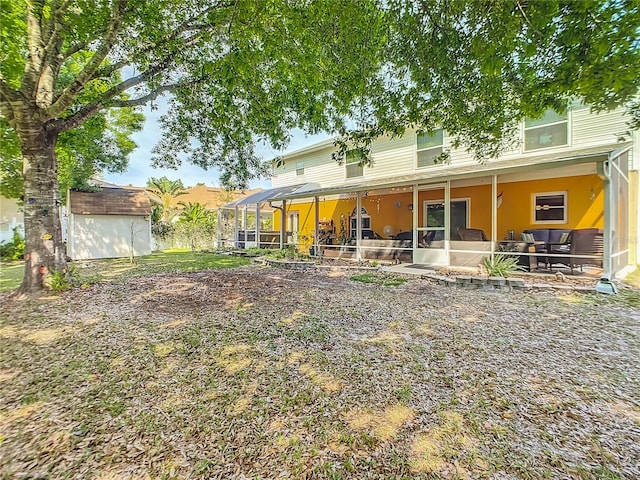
[0,77,16,99]
[42,0,69,59]
[53,64,209,134]
[48,101,104,133]
[51,58,176,133]
[36,1,69,109]
[62,40,89,60]
[48,0,229,121]
[96,3,232,80]
[41,0,70,45]
[45,0,129,119]
[109,85,175,107]
[0,82,24,129]
[22,0,46,95]
[514,0,542,37]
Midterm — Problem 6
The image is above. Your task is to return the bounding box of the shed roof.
[69,186,151,216]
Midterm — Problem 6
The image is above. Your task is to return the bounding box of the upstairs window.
[533,191,567,223]
[296,161,304,176]
[345,149,364,178]
[417,129,444,167]
[524,109,568,151]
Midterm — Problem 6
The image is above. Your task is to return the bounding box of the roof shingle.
[69,187,151,216]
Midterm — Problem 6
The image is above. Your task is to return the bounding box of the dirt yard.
[1,265,638,479]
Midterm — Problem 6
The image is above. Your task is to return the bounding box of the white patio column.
[412,184,418,260]
[444,180,451,265]
[255,203,261,248]
[491,174,497,256]
[356,192,362,261]
[216,209,222,249]
[596,146,631,293]
[234,206,239,249]
[280,200,286,249]
[243,205,248,247]
[314,196,320,256]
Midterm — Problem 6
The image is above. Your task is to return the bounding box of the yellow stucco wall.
[274,174,604,243]
[497,174,603,239]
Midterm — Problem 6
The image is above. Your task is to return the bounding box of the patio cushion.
[521,232,535,242]
[523,228,572,244]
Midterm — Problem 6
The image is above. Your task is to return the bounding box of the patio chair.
[422,230,444,243]
[458,228,488,241]
[549,228,603,273]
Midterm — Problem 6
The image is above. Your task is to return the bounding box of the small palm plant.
[483,254,524,277]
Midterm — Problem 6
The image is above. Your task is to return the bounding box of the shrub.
[245,247,274,256]
[260,247,309,261]
[350,273,407,286]
[483,254,523,277]
[151,221,174,240]
[48,265,80,292]
[0,227,25,261]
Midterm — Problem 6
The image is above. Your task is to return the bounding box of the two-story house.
[222,103,638,279]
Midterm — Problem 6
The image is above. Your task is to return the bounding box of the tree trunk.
[18,121,66,294]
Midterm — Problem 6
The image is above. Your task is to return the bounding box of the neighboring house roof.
[69,186,151,216]
[171,185,263,210]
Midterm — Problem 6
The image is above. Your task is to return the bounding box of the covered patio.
[219,144,631,279]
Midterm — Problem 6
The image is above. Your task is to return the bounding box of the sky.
[103,99,331,190]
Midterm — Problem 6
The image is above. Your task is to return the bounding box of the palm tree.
[177,201,212,224]
[177,201,216,251]
[146,176,187,223]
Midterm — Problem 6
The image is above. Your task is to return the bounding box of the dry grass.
[1,265,638,479]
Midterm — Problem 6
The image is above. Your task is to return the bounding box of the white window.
[345,150,364,178]
[287,211,299,244]
[532,191,567,224]
[524,109,569,151]
[349,207,371,238]
[295,161,304,175]
[417,129,444,168]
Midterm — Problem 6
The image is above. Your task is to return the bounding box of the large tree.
[0,0,387,293]
[1,0,639,294]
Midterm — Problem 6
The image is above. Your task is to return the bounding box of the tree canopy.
[336,0,640,162]
[2,0,638,187]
